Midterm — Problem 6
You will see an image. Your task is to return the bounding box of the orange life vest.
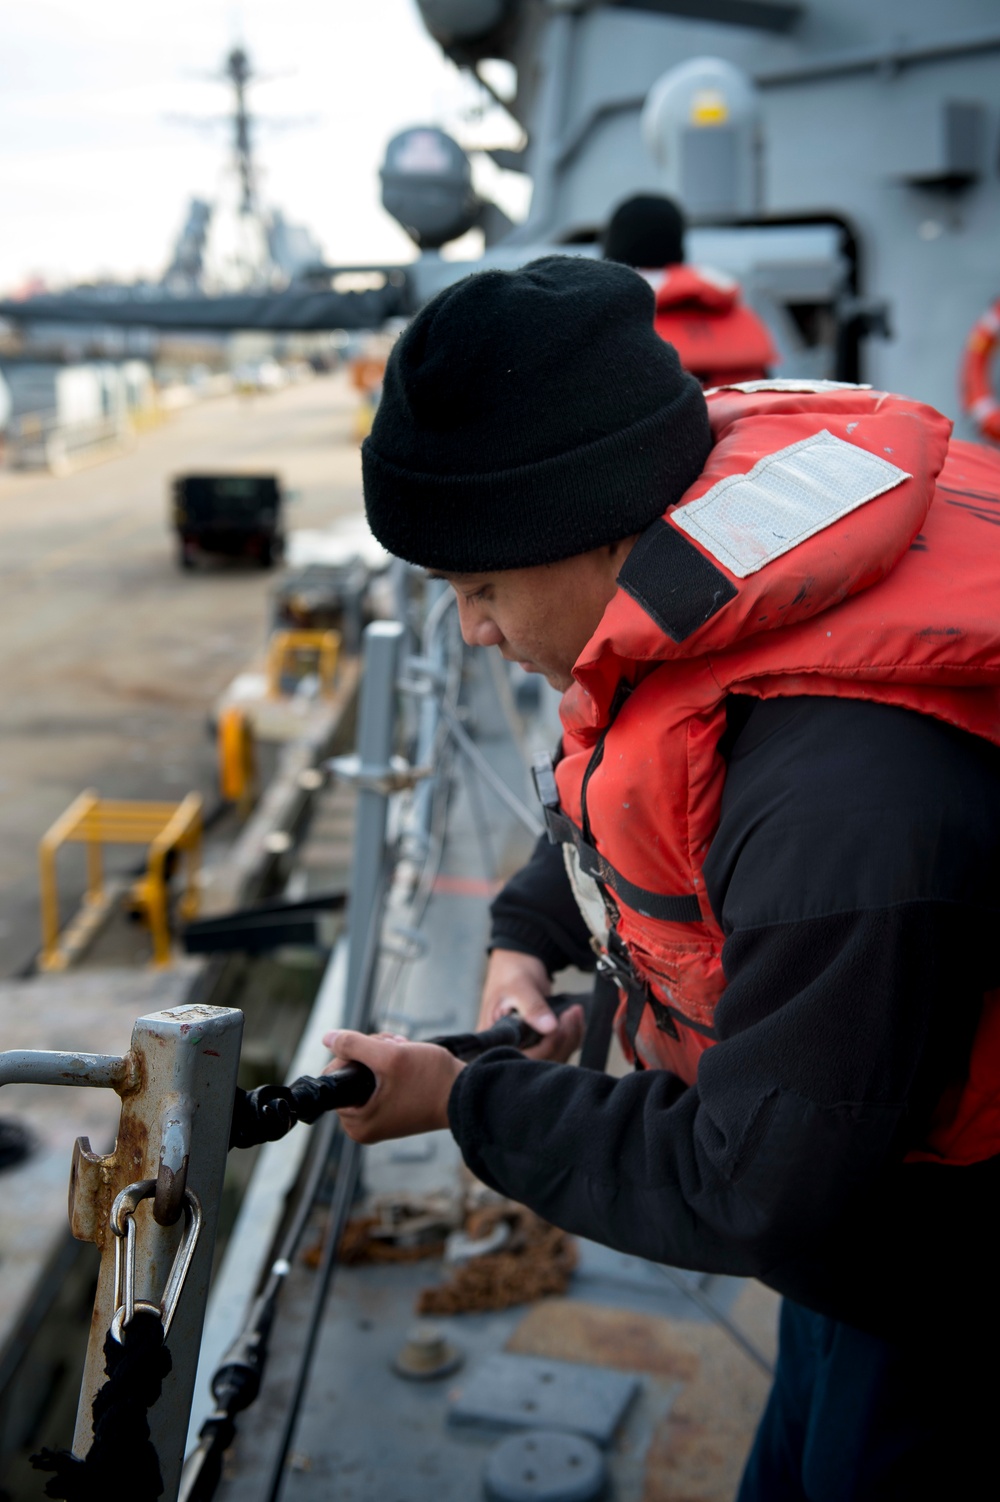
[546,381,1000,1167]
[646,265,777,387]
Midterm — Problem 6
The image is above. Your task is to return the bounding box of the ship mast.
[225,46,258,217]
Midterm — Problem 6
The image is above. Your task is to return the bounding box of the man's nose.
[455,596,503,649]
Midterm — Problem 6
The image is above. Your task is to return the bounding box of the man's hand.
[479,948,585,1062]
[321,1030,465,1145]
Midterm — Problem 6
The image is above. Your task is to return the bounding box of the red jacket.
[646,264,777,386]
[549,382,1000,1167]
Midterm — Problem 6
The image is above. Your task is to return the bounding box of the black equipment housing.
[172,473,284,569]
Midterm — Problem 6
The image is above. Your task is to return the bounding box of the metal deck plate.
[484,1430,607,1502]
[448,1353,639,1446]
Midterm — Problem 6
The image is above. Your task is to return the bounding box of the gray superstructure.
[2,1,998,427]
[410,0,1000,423]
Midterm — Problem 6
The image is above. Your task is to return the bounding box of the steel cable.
[438,699,543,838]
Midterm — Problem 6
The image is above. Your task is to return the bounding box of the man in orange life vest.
[604,192,777,386]
[326,257,1000,1498]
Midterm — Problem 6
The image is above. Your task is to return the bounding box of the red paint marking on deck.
[431,875,502,898]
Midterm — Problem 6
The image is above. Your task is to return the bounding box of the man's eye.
[466,588,488,604]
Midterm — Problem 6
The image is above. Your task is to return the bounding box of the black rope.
[32,1310,172,1500]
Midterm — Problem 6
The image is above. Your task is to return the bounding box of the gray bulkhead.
[436,0,1000,427]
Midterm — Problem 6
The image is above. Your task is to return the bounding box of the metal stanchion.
[336,620,405,1032]
[0,1004,243,1502]
[254,619,407,1499]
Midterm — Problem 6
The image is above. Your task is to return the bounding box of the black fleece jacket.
[447,695,1000,1338]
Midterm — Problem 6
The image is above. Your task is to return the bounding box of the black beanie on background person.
[603,195,686,270]
[362,256,712,573]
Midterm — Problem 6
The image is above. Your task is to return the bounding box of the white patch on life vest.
[671,429,912,579]
[562,844,609,948]
[704,378,872,395]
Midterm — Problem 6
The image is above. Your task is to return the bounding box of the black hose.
[228,996,579,1150]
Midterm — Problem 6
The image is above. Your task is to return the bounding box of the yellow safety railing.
[38,791,203,970]
[217,704,257,814]
[266,628,341,700]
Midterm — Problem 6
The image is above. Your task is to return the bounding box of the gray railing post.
[68,1004,243,1500]
[342,620,405,1031]
[0,1003,243,1502]
[404,577,450,866]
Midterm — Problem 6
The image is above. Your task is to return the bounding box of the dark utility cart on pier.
[171,473,284,569]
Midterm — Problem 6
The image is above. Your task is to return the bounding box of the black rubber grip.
[424,992,579,1060]
[310,1062,378,1109]
[277,994,583,1122]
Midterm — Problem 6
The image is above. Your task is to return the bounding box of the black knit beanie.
[362,255,712,573]
[603,195,686,269]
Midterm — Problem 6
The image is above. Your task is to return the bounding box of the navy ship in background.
[2,0,999,433]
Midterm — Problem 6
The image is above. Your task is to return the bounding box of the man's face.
[437,541,634,691]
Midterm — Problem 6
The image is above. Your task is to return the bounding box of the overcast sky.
[0,0,527,292]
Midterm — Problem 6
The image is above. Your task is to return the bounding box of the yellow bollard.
[218,705,258,814]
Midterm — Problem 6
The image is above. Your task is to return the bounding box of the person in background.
[604,193,776,386]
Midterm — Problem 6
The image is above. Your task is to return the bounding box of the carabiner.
[110,1178,203,1344]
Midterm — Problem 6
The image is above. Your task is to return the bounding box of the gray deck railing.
[5,409,129,471]
[0,617,410,1500]
[0,598,545,1500]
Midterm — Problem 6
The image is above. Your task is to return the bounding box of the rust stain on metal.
[638,1284,778,1502]
[506,1286,779,1502]
[68,1105,148,1256]
[71,1105,153,1255]
[116,1105,150,1182]
[117,1047,145,1099]
[505,1299,699,1380]
[641,1409,740,1502]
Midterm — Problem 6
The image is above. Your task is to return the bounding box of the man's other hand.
[321,1030,465,1145]
[479,948,585,1062]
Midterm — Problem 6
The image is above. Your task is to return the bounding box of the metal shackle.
[110,1179,203,1344]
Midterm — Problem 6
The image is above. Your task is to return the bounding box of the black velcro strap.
[651,996,715,1040]
[545,808,703,924]
[618,517,737,643]
[624,981,648,1055]
[579,973,620,1071]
